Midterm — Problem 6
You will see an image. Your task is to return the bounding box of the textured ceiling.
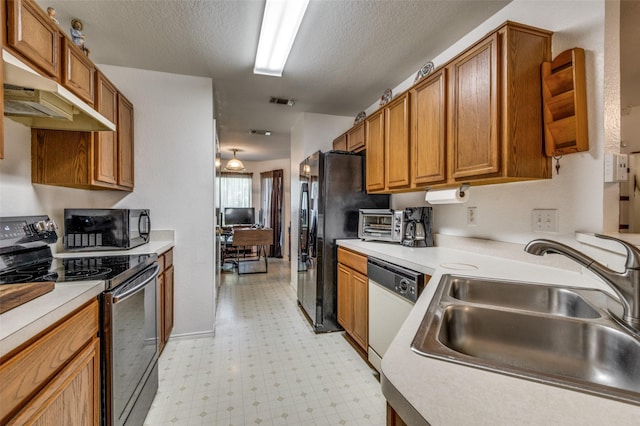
[38,0,516,161]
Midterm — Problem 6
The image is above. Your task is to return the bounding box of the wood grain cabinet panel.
[385,93,411,190]
[0,300,99,425]
[333,133,347,151]
[365,110,385,192]
[445,22,552,185]
[351,270,368,350]
[347,122,365,152]
[62,38,95,105]
[117,94,134,189]
[447,34,499,180]
[6,0,60,79]
[158,248,174,354]
[411,69,447,186]
[337,247,368,352]
[94,72,118,185]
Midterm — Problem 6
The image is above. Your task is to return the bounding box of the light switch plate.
[532,209,559,233]
[604,153,628,182]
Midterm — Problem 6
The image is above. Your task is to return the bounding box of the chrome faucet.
[525,234,640,330]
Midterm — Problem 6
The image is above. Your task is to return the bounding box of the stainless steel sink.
[412,275,640,405]
[449,277,601,318]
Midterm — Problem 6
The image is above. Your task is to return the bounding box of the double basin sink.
[411,275,640,405]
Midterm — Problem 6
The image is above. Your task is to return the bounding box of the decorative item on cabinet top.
[379,88,392,106]
[414,61,435,83]
[541,47,588,157]
[354,111,366,124]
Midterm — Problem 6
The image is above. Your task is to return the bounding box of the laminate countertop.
[336,237,640,425]
[0,235,175,358]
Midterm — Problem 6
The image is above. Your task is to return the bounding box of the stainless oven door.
[103,263,160,426]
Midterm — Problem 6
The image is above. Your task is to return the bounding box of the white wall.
[378,0,614,245]
[289,113,353,288]
[0,66,216,338]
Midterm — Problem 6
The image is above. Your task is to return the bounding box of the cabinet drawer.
[337,247,367,275]
[0,299,99,423]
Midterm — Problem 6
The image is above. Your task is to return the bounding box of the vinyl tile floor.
[144,259,386,425]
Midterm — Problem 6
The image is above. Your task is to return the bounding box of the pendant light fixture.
[224,149,246,172]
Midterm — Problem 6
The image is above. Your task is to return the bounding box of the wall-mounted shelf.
[541,47,588,157]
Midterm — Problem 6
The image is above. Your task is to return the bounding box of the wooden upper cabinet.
[365,109,385,192]
[447,33,499,180]
[411,69,447,187]
[385,92,411,189]
[94,72,118,185]
[347,122,365,152]
[62,38,95,105]
[6,0,60,79]
[117,94,134,189]
[333,132,347,151]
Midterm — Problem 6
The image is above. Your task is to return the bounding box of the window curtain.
[260,169,284,258]
[217,172,253,209]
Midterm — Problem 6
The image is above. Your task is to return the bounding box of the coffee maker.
[402,207,434,247]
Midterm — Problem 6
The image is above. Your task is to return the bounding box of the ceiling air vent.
[250,129,272,136]
[269,97,295,106]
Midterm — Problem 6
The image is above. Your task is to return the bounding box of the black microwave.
[63,209,150,251]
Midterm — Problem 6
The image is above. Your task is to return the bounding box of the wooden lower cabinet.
[337,247,368,351]
[0,299,100,425]
[158,248,174,353]
[387,403,408,426]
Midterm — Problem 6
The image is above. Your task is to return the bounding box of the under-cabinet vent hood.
[2,49,115,132]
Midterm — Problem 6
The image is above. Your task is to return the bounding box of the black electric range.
[0,215,156,290]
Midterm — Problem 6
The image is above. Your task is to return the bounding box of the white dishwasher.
[367,257,426,372]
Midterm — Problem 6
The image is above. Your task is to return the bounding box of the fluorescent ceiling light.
[254,0,310,77]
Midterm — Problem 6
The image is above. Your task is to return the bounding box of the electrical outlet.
[467,207,477,226]
[532,209,559,233]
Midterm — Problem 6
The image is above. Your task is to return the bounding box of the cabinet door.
[333,133,347,151]
[117,94,134,189]
[62,38,95,105]
[385,93,411,189]
[337,263,352,332]
[351,270,368,351]
[7,0,60,79]
[8,338,100,426]
[164,264,174,344]
[94,72,118,185]
[347,122,365,152]
[411,70,447,186]
[365,110,385,192]
[448,33,499,180]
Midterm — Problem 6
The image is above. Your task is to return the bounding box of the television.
[223,207,255,226]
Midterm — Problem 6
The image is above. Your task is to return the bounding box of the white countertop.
[337,238,640,425]
[0,234,174,358]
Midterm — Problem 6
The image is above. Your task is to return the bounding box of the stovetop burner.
[0,253,156,288]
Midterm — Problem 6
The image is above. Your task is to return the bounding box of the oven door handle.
[112,265,160,303]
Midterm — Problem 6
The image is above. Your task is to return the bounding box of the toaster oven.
[358,209,404,242]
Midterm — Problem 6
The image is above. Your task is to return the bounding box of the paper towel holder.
[425,183,470,197]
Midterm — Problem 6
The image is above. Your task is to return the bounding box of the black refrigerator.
[297,151,389,332]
